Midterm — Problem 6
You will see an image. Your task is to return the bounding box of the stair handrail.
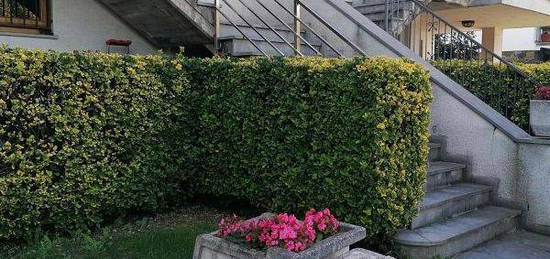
[235,0,305,56]
[272,0,345,56]
[295,0,367,56]
[205,0,373,57]
[253,0,323,56]
[213,3,268,56]
[383,0,539,130]
[221,0,286,55]
[406,0,537,81]
[384,0,402,32]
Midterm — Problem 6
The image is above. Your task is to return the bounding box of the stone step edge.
[218,36,322,48]
[428,161,466,176]
[395,206,521,247]
[429,142,441,149]
[421,183,492,210]
[220,22,308,34]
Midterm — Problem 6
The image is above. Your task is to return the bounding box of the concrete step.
[219,36,321,57]
[428,142,441,161]
[426,161,465,191]
[354,1,413,16]
[98,0,215,51]
[359,12,391,22]
[352,0,390,7]
[219,23,321,46]
[343,248,394,259]
[396,206,521,259]
[454,231,550,259]
[412,183,492,229]
[220,24,299,43]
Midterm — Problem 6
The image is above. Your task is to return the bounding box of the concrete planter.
[193,213,366,259]
[530,100,550,137]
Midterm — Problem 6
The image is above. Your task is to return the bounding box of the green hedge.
[0,49,432,247]
[0,49,189,241]
[521,62,550,85]
[432,60,550,130]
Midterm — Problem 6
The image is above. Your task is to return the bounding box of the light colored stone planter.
[530,100,550,137]
[193,213,366,259]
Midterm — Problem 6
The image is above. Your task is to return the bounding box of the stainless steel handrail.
[297,0,366,56]
[215,4,268,56]
[255,0,322,56]
[234,0,304,56]
[222,0,285,56]
[273,0,344,56]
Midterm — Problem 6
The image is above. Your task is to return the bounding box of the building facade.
[0,0,157,54]
[502,27,550,63]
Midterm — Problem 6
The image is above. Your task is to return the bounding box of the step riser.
[220,39,321,57]
[399,215,519,259]
[428,145,440,162]
[354,2,413,15]
[425,168,463,191]
[219,24,316,45]
[352,0,396,6]
[412,191,491,229]
[360,12,410,22]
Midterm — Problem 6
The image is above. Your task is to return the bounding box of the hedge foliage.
[432,60,550,130]
[0,49,188,241]
[0,49,432,246]
[521,62,550,85]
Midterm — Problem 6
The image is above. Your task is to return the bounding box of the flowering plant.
[536,86,550,100]
[216,209,340,252]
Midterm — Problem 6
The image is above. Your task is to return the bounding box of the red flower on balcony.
[536,86,550,100]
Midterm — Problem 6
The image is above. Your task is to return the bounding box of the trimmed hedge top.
[0,49,432,249]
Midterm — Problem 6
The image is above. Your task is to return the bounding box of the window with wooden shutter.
[0,0,50,34]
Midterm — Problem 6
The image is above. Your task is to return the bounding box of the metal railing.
[0,0,49,31]
[208,0,366,57]
[384,0,539,131]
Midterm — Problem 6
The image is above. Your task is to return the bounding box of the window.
[539,27,550,43]
[0,0,50,34]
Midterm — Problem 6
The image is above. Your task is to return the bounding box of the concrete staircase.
[98,0,216,56]
[395,143,522,258]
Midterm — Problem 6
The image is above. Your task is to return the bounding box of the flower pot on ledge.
[192,213,367,259]
[530,100,550,137]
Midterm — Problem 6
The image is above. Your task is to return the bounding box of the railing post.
[293,0,301,55]
[214,0,221,55]
[384,0,390,32]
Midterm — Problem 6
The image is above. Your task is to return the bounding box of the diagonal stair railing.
[384,0,539,131]
[203,0,367,57]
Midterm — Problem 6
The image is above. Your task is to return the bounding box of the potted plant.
[193,209,366,259]
[530,86,550,137]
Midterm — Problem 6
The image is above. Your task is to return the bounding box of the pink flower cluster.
[536,86,550,100]
[304,208,339,235]
[216,209,340,252]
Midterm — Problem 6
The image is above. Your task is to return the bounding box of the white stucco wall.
[519,142,550,230]
[502,27,539,51]
[0,0,157,54]
[430,85,521,203]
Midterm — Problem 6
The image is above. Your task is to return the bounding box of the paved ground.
[455,231,550,259]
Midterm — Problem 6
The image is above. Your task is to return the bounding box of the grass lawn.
[3,206,221,259]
